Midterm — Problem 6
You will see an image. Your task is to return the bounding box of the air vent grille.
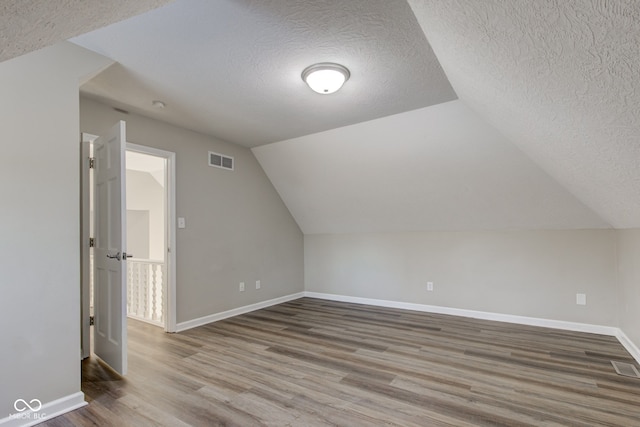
[209,151,234,171]
[611,360,640,378]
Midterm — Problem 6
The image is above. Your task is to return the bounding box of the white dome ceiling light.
[302,63,350,94]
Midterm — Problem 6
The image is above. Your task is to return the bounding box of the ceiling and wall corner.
[0,0,174,63]
[70,0,457,147]
[407,0,640,229]
[3,0,634,235]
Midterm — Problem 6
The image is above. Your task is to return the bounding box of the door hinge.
[89,237,95,248]
[89,157,96,169]
[89,316,95,326]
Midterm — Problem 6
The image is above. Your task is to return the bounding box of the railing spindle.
[125,258,165,327]
[151,264,158,321]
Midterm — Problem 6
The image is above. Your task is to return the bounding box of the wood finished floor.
[43,298,640,426]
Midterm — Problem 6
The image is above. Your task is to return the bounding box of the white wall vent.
[208,151,234,171]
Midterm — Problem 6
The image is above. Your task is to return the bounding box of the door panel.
[93,121,127,375]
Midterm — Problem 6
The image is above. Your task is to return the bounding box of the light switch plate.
[178,217,186,229]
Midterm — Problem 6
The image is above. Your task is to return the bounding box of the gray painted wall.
[80,97,304,323]
[617,229,640,347]
[305,230,619,326]
[0,43,112,420]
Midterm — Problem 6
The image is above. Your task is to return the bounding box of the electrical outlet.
[256,280,261,290]
[427,281,434,291]
[576,293,586,305]
[239,282,245,292]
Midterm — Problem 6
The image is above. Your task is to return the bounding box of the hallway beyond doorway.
[125,150,167,327]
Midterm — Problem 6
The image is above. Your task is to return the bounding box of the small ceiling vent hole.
[611,360,640,378]
[209,151,234,171]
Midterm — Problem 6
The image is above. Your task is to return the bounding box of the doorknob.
[124,253,134,259]
[106,252,121,260]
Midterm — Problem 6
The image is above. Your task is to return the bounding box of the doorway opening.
[81,133,177,364]
[126,148,167,327]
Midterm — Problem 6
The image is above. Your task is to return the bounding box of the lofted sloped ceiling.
[71,0,457,147]
[407,0,640,228]
[0,0,173,63]
[253,100,610,234]
[35,0,633,233]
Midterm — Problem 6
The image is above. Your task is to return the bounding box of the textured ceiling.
[71,0,457,147]
[408,0,640,228]
[253,101,609,234]
[14,0,632,232]
[0,0,173,63]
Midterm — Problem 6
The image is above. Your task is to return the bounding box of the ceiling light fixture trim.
[302,63,350,94]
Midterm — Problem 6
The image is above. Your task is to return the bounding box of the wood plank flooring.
[42,298,640,426]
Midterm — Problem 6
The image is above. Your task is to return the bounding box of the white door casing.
[93,121,127,375]
[80,135,92,359]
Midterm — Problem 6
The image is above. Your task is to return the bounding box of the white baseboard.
[176,292,305,332]
[303,292,620,336]
[616,329,640,364]
[0,392,86,427]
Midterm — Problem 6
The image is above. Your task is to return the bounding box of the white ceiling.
[70,0,457,147]
[254,100,609,234]
[0,0,172,63]
[5,0,637,232]
[408,0,640,229]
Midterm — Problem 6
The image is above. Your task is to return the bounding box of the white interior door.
[93,121,127,375]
